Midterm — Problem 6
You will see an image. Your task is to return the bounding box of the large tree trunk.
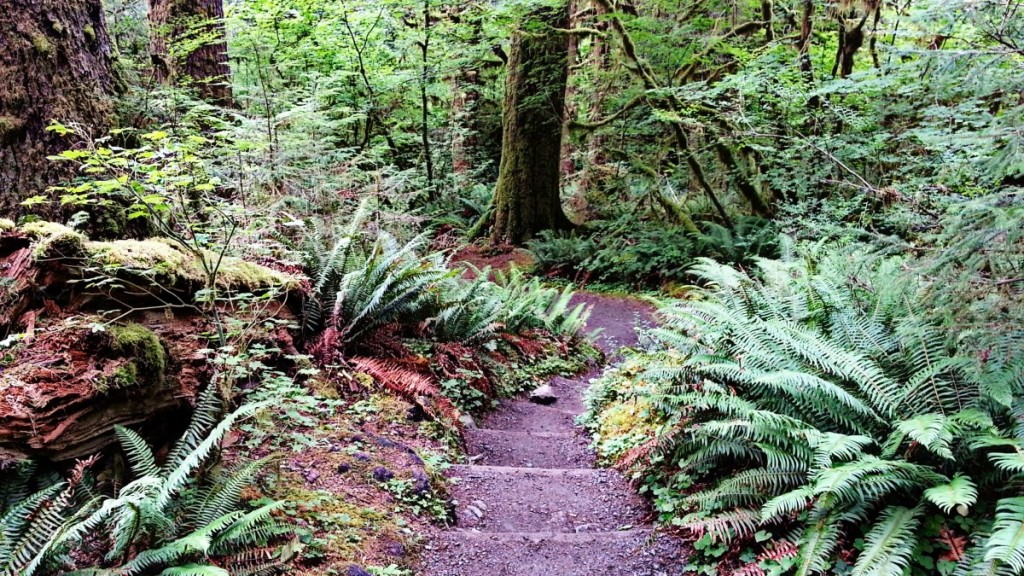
[491,2,573,245]
[578,0,613,201]
[0,0,117,213]
[148,0,232,105]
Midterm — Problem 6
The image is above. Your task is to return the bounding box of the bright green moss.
[87,238,297,290]
[109,323,167,376]
[87,238,200,282]
[32,34,52,55]
[19,221,87,258]
[95,323,167,393]
[18,222,298,291]
[207,254,299,291]
[0,218,15,232]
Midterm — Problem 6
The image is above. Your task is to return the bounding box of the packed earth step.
[463,428,592,468]
[448,464,645,532]
[420,528,682,576]
[481,400,578,434]
[418,293,686,575]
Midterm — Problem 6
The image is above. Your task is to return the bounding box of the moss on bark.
[0,0,118,213]
[148,0,233,105]
[490,2,573,245]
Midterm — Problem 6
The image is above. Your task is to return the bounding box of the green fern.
[0,386,288,575]
[982,497,1024,576]
[587,243,1024,574]
[850,506,922,576]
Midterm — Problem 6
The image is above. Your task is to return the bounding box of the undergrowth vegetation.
[1,387,285,576]
[2,0,1023,571]
[584,230,1024,575]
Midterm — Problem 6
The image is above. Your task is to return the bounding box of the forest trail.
[418,293,687,575]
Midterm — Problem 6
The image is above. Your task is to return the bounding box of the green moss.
[86,238,298,291]
[20,221,87,258]
[94,324,166,393]
[83,24,96,42]
[204,253,300,291]
[51,22,65,35]
[109,323,167,378]
[95,363,140,393]
[0,218,15,232]
[17,222,297,291]
[87,238,201,282]
[32,34,52,55]
[0,116,26,141]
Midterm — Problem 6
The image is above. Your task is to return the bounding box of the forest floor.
[418,292,689,575]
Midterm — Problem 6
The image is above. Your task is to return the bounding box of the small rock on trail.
[528,384,558,405]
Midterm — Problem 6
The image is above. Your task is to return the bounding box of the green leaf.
[851,506,921,576]
[161,564,229,576]
[923,475,978,515]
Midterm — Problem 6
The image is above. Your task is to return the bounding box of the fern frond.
[924,475,979,515]
[115,426,160,478]
[982,497,1024,575]
[160,565,230,576]
[851,506,922,576]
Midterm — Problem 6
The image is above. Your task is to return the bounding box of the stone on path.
[528,383,558,405]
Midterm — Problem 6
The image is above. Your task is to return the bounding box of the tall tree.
[491,1,573,244]
[0,0,118,212]
[148,0,232,105]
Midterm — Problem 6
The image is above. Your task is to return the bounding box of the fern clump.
[585,244,1024,575]
[0,387,289,576]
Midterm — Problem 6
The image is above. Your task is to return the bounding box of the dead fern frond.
[499,332,549,359]
[351,357,440,397]
[685,508,760,544]
[616,435,659,470]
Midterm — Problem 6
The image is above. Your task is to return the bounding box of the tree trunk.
[0,0,118,214]
[491,2,573,245]
[560,0,582,180]
[148,0,232,105]
[420,0,435,196]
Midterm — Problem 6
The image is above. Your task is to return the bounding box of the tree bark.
[148,0,232,105]
[560,0,583,180]
[420,0,435,195]
[491,2,573,245]
[577,0,613,200]
[0,0,118,214]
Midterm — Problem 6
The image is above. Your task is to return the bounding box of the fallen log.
[0,221,302,462]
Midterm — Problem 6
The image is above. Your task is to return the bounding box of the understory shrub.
[584,244,1024,576]
[527,216,778,287]
[296,204,594,419]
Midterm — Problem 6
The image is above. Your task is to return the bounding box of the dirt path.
[418,293,687,575]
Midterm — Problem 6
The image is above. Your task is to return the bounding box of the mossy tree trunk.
[0,0,117,214]
[148,0,232,105]
[491,1,573,245]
